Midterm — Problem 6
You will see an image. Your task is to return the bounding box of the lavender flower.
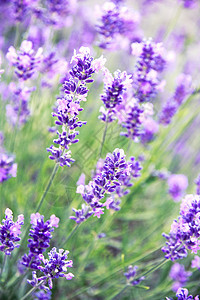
[6,40,43,80]
[6,83,34,127]
[0,208,24,255]
[195,175,200,195]
[47,47,105,167]
[71,148,142,222]
[124,265,145,286]
[11,0,38,22]
[166,288,199,300]
[99,68,132,123]
[20,213,59,270]
[168,174,188,202]
[159,74,192,125]
[0,153,17,183]
[179,0,198,8]
[169,263,192,292]
[162,194,200,260]
[96,2,141,49]
[131,39,166,103]
[33,288,52,300]
[28,247,73,290]
[191,255,200,269]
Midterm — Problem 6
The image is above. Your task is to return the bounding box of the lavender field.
[0,0,200,299]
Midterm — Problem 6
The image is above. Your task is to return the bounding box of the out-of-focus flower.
[169,263,192,292]
[168,174,188,202]
[124,265,145,286]
[6,40,43,80]
[0,153,17,183]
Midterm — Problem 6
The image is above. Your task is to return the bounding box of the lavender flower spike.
[28,247,73,291]
[20,213,59,270]
[166,288,199,300]
[124,265,145,286]
[0,153,17,183]
[6,40,43,80]
[169,263,191,292]
[47,47,106,167]
[0,208,24,255]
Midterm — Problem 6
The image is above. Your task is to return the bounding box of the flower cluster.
[6,40,43,81]
[6,83,35,128]
[20,213,59,270]
[179,0,198,8]
[159,74,192,125]
[96,1,141,49]
[131,38,166,103]
[28,247,73,291]
[166,288,199,300]
[162,194,200,261]
[168,174,188,202]
[47,47,105,167]
[0,152,17,183]
[70,148,142,223]
[0,208,24,255]
[124,265,145,286]
[99,69,132,123]
[169,263,191,292]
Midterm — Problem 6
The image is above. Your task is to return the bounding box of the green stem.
[110,286,127,300]
[21,281,45,300]
[0,254,7,277]
[99,121,108,158]
[59,223,80,248]
[35,162,59,213]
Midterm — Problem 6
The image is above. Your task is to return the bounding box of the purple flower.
[191,255,200,269]
[6,83,35,127]
[159,74,192,126]
[176,288,199,300]
[33,288,52,300]
[124,265,145,286]
[0,208,24,255]
[195,175,200,195]
[0,153,17,183]
[20,213,59,270]
[71,149,142,222]
[162,194,200,260]
[47,47,105,167]
[131,39,166,103]
[179,0,198,9]
[141,117,159,143]
[168,174,188,202]
[6,40,43,80]
[96,2,141,49]
[169,263,192,292]
[28,247,73,290]
[99,68,132,123]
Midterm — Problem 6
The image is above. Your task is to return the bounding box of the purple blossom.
[96,2,141,49]
[167,288,199,300]
[71,149,142,222]
[195,175,200,195]
[33,288,52,300]
[0,153,17,183]
[169,263,192,292]
[11,0,38,22]
[168,174,188,202]
[191,255,200,270]
[47,47,105,167]
[0,208,24,255]
[20,213,59,270]
[6,83,34,127]
[179,0,198,9]
[162,194,200,260]
[28,247,73,290]
[6,40,43,80]
[159,74,192,126]
[141,117,159,143]
[99,68,132,123]
[124,265,145,286]
[131,39,166,103]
